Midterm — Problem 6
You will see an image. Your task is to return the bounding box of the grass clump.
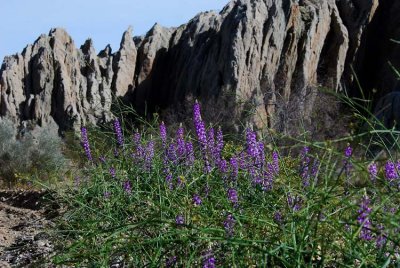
[53,100,400,267]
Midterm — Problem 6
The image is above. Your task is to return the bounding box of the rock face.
[1,0,399,135]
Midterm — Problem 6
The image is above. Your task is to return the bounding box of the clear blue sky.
[0,0,228,61]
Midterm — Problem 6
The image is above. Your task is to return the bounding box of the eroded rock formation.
[0,0,399,135]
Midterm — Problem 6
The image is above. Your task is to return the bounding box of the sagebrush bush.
[0,118,66,186]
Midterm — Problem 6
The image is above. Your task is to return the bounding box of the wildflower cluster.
[69,101,400,267]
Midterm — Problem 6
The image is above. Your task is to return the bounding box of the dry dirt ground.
[0,190,57,267]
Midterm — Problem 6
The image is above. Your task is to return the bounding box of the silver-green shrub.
[0,118,66,184]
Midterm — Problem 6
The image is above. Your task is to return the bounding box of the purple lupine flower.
[252,175,262,187]
[357,195,372,241]
[134,142,145,160]
[193,101,202,125]
[246,128,259,158]
[133,131,141,146]
[274,211,283,224]
[311,159,319,180]
[109,167,116,178]
[215,128,224,163]
[230,157,239,181]
[202,251,216,268]
[238,152,247,169]
[376,224,387,249]
[196,120,208,148]
[160,122,167,147]
[166,256,177,268]
[193,102,211,173]
[384,161,397,181]
[176,125,186,157]
[167,143,178,164]
[113,118,124,147]
[175,215,185,225]
[114,148,119,158]
[166,173,173,190]
[218,159,228,173]
[185,142,195,166]
[192,194,202,206]
[345,145,353,158]
[223,214,236,237]
[227,188,239,207]
[99,155,106,164]
[368,162,378,183]
[123,180,132,194]
[344,145,353,178]
[145,140,155,170]
[287,193,302,211]
[80,127,93,161]
[272,151,279,174]
[299,147,311,187]
[261,169,274,191]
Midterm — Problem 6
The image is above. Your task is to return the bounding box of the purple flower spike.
[376,224,387,249]
[218,159,228,173]
[202,251,216,268]
[344,145,353,158]
[215,128,224,162]
[357,195,372,241]
[299,147,311,187]
[123,180,132,194]
[192,194,202,206]
[80,127,92,161]
[113,118,124,147]
[193,101,211,173]
[160,122,167,148]
[176,125,186,157]
[223,214,236,237]
[185,142,195,166]
[193,101,202,125]
[246,128,259,158]
[227,188,238,206]
[166,173,173,190]
[230,157,239,181]
[175,215,185,225]
[287,193,303,211]
[274,211,283,224]
[196,120,208,147]
[145,140,155,170]
[167,143,178,164]
[166,256,177,268]
[385,161,397,182]
[109,167,116,178]
[133,131,141,146]
[368,162,378,183]
[257,142,265,168]
[272,151,279,174]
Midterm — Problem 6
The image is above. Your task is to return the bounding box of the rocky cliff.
[1,0,399,135]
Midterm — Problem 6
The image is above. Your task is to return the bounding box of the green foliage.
[0,118,67,186]
[52,102,400,267]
